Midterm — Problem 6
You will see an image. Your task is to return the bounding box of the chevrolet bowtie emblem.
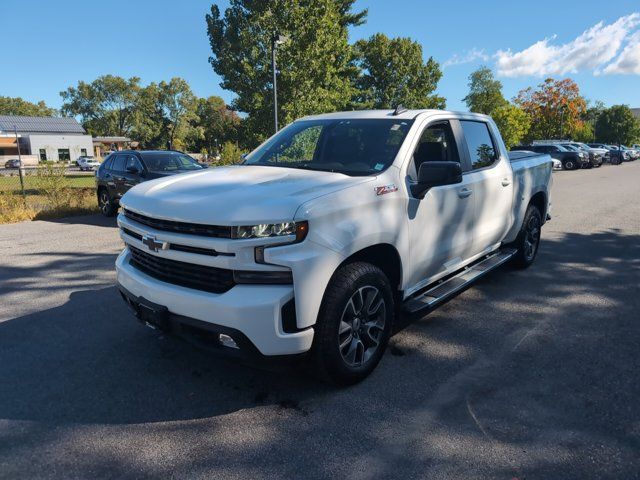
[142,234,166,252]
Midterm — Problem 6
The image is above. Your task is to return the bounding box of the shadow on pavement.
[0,229,638,478]
[43,213,118,228]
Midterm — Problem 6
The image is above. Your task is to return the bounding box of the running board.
[402,248,517,315]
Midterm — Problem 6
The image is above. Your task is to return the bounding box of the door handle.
[501,178,511,186]
[458,188,472,198]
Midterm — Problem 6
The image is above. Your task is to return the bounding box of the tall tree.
[515,78,587,140]
[353,33,445,109]
[595,105,640,145]
[0,96,57,116]
[136,78,198,150]
[492,104,531,149]
[206,0,366,144]
[462,67,529,148]
[463,66,507,114]
[189,96,240,154]
[60,75,141,136]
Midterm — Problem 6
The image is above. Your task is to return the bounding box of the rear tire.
[98,189,117,217]
[511,205,542,269]
[312,262,394,385]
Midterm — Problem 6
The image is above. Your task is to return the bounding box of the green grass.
[0,174,96,192]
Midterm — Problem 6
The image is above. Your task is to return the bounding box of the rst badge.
[375,184,398,196]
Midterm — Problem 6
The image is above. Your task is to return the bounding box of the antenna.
[392,105,407,116]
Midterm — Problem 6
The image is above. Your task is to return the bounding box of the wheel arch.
[338,243,403,294]
[529,191,548,224]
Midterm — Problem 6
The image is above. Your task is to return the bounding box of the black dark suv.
[95,150,205,216]
[511,144,587,170]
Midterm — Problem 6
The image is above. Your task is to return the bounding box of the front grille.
[128,245,235,294]
[124,209,232,238]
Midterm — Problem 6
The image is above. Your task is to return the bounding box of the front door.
[405,119,477,291]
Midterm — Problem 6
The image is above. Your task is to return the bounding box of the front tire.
[312,262,394,385]
[563,159,577,170]
[511,205,542,269]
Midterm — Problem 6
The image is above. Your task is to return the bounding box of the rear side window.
[460,121,497,170]
[111,154,125,172]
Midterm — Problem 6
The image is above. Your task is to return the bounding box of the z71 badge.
[375,184,398,196]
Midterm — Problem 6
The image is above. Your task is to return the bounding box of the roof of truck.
[299,109,491,121]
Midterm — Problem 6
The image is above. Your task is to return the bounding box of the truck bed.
[504,151,553,242]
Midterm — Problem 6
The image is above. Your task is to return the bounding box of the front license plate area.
[136,298,169,331]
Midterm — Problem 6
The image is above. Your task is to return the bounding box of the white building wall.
[26,134,94,162]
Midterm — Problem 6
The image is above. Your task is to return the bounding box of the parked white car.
[78,157,100,171]
[116,109,553,384]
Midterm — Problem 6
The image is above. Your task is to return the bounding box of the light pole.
[14,125,25,199]
[271,33,288,134]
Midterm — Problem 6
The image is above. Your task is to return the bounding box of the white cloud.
[443,48,489,68]
[602,31,640,74]
[495,13,640,77]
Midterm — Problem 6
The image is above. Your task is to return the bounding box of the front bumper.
[116,249,314,356]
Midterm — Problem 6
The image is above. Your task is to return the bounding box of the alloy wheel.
[99,192,110,215]
[338,286,386,367]
[523,215,541,261]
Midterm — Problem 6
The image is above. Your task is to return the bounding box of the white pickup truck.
[116,109,553,384]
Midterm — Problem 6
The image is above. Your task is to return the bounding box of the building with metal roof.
[0,115,86,135]
[0,115,92,164]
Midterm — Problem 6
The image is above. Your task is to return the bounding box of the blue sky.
[2,0,639,112]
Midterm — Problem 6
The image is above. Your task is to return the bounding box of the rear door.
[101,155,119,199]
[458,120,514,256]
[109,154,127,198]
[405,119,478,290]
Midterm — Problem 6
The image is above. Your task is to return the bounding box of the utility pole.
[271,33,288,134]
[15,125,26,199]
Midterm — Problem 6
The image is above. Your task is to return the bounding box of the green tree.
[219,141,244,165]
[353,33,445,109]
[491,104,531,149]
[189,96,240,154]
[463,66,507,114]
[595,105,640,145]
[206,0,366,144]
[0,96,57,116]
[60,75,141,136]
[136,78,198,149]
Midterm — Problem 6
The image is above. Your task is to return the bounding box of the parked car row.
[512,141,639,170]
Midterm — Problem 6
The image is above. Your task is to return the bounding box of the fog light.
[219,333,239,349]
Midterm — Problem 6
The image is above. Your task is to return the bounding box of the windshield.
[141,152,203,173]
[244,118,414,175]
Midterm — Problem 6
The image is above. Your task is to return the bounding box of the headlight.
[233,221,308,242]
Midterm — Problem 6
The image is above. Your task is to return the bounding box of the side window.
[411,121,460,178]
[111,154,126,172]
[125,155,143,172]
[460,121,497,170]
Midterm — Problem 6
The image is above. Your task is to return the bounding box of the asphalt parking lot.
[1,162,639,479]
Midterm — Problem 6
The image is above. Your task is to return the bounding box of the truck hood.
[120,165,373,225]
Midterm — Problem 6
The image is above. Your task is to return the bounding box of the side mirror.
[127,166,141,175]
[411,161,462,199]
